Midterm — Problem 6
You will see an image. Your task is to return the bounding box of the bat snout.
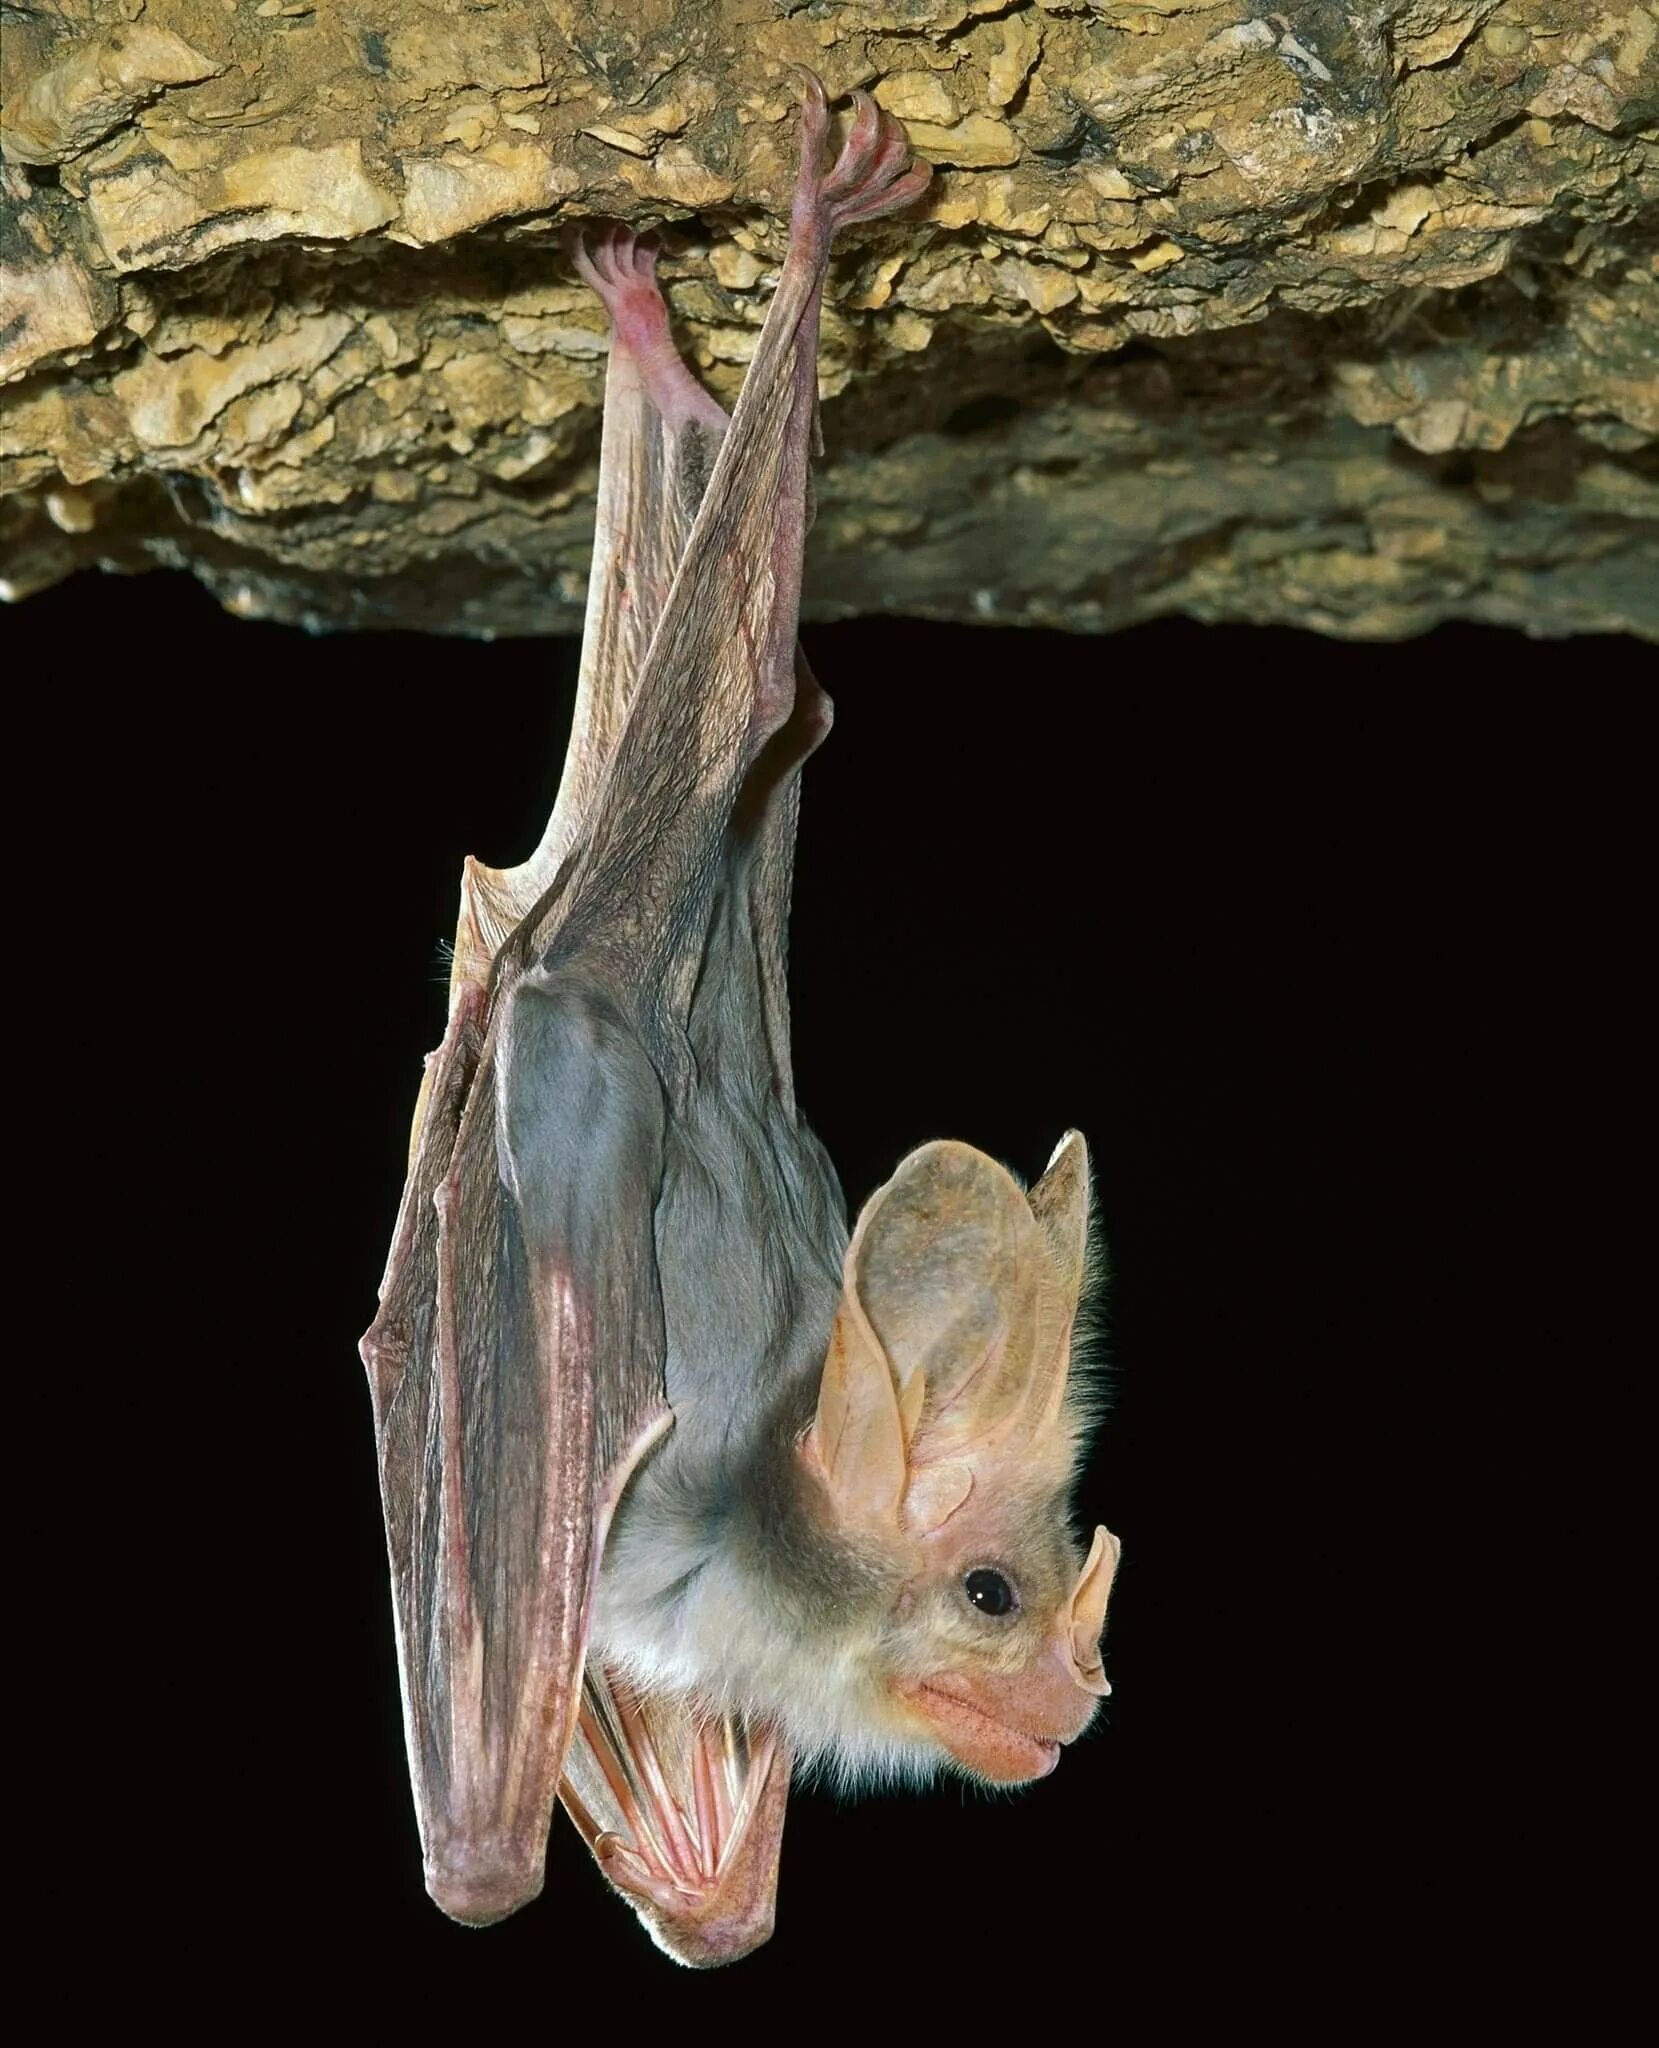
[895,1644,1103,1785]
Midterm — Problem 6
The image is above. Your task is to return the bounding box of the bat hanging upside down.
[361,73,1121,1966]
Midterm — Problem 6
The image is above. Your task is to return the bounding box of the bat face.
[880,1493,1117,1784]
[800,1132,1119,1788]
[780,1449,1117,1785]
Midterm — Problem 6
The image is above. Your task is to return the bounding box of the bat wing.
[359,235,719,1924]
[447,231,729,1001]
[561,1668,791,1967]
[361,950,674,1923]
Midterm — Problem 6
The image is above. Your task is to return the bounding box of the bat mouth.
[898,1680,1063,1784]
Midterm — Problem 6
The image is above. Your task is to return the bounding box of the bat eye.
[963,1568,1017,1617]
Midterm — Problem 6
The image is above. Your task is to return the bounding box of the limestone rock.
[1,0,1654,638]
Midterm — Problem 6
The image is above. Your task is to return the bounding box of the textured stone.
[0,0,1654,638]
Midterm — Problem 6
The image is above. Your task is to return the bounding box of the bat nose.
[1067,1525,1120,1689]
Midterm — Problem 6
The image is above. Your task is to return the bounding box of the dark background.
[10,571,1630,2009]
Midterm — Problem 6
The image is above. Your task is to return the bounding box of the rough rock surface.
[2,0,1655,640]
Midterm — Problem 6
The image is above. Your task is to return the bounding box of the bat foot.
[571,224,667,354]
[572,223,728,433]
[791,73,931,241]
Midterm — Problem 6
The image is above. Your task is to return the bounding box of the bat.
[361,74,1120,1967]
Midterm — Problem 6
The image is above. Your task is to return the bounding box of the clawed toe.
[794,77,930,234]
[821,91,884,201]
[571,223,660,298]
[578,76,925,319]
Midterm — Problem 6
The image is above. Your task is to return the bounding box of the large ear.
[801,1273,908,1533]
[851,1141,1039,1439]
[801,1144,1005,1535]
[805,1141,1082,1538]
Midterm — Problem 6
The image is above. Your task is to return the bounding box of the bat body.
[363,79,1118,1965]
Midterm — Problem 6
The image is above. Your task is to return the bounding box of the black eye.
[964,1568,1017,1617]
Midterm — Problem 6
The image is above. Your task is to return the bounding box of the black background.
[10,570,1631,2012]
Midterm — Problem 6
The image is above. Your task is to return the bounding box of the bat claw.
[571,222,661,300]
[821,90,883,200]
[789,66,831,167]
[572,221,686,379]
[791,71,931,238]
[573,218,728,434]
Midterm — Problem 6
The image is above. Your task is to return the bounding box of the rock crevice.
[2,0,1654,638]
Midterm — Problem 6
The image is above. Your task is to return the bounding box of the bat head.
[800,1134,1119,1786]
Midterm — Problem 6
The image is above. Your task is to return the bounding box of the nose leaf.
[1067,1525,1120,1693]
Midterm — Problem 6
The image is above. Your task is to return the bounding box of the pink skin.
[570,226,727,435]
[790,72,931,243]
[571,79,927,760]
[896,1640,1102,1784]
[572,74,930,434]
[888,1498,1109,1784]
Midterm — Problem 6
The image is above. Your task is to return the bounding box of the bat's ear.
[802,1277,909,1532]
[804,1141,1029,1534]
[807,1141,1081,1537]
[1027,1130,1091,1304]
